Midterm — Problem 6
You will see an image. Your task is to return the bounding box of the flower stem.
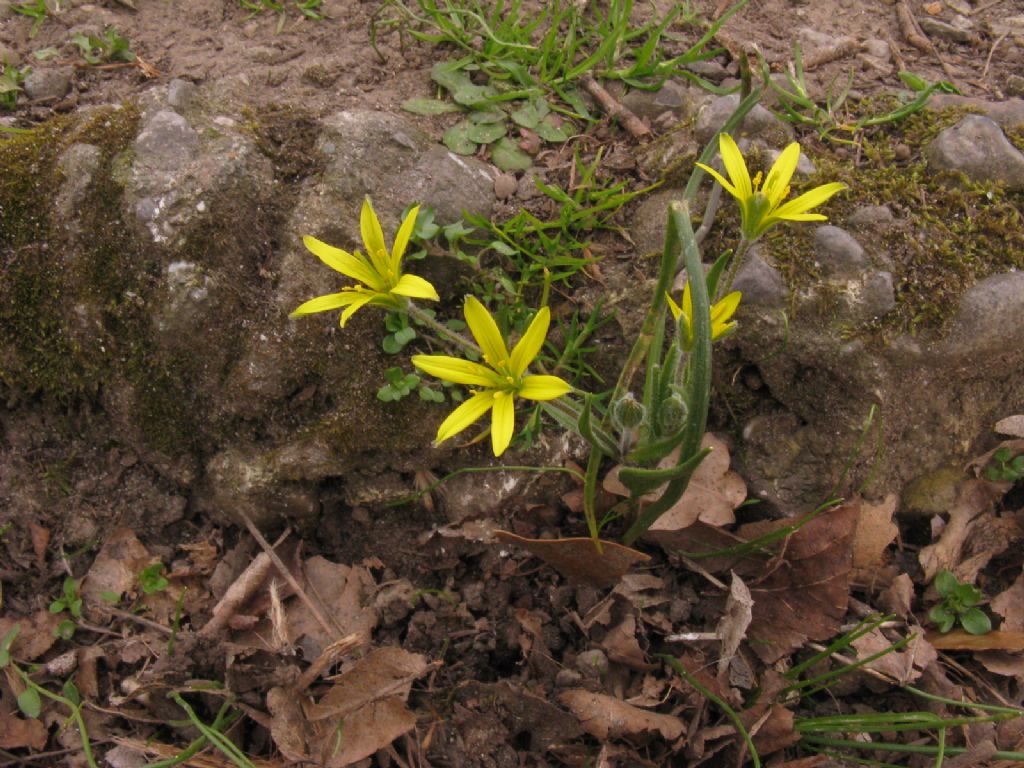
[405,302,480,357]
[718,237,753,300]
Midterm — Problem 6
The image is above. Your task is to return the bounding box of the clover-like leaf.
[960,607,992,635]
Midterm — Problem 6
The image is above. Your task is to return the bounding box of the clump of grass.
[239,0,324,33]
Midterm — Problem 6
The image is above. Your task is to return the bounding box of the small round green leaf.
[18,687,42,719]
[961,608,992,635]
[467,121,507,144]
[490,137,532,172]
[442,121,478,155]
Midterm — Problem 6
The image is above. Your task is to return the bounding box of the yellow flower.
[412,296,572,456]
[696,134,846,241]
[667,283,742,349]
[291,198,439,327]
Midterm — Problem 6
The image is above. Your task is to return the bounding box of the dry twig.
[580,76,650,140]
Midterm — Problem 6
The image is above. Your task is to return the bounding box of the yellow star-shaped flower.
[412,297,572,456]
[667,284,742,349]
[697,134,846,241]
[291,198,439,327]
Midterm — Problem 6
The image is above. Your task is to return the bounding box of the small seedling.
[0,64,28,109]
[11,0,55,39]
[985,447,1024,483]
[929,570,991,635]
[239,0,323,33]
[49,576,83,639]
[377,366,421,402]
[70,27,135,65]
[138,562,169,594]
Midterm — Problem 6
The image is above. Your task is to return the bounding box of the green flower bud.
[656,392,689,434]
[610,393,647,431]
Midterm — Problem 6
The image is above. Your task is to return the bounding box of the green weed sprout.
[49,576,83,639]
[70,28,135,64]
[138,562,169,594]
[0,63,28,109]
[11,0,54,39]
[239,0,324,34]
[290,86,845,547]
[928,570,991,635]
[985,446,1024,482]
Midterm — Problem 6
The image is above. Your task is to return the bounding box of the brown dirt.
[2,1,1024,767]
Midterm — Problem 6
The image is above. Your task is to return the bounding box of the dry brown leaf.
[236,556,377,659]
[991,570,1024,632]
[494,531,650,588]
[879,573,915,619]
[600,614,655,670]
[28,522,50,570]
[927,629,1024,652]
[976,651,1024,681]
[558,688,685,741]
[716,572,753,677]
[0,611,61,661]
[269,647,430,767]
[994,415,1024,438]
[919,480,1001,581]
[644,520,751,573]
[651,434,746,531]
[954,515,1024,584]
[851,628,936,685]
[0,673,48,751]
[744,501,858,663]
[81,527,154,611]
[748,703,800,756]
[604,434,746,532]
[852,494,898,572]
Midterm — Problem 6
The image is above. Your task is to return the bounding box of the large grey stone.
[23,66,72,101]
[939,271,1024,361]
[925,115,1024,189]
[732,251,787,309]
[695,93,794,146]
[814,225,868,279]
[54,143,102,229]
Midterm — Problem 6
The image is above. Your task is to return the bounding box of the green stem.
[405,302,480,357]
[662,655,761,768]
[718,237,754,300]
[623,202,711,545]
[13,667,97,768]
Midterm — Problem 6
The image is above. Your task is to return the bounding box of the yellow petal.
[391,205,419,275]
[435,390,495,444]
[490,390,515,456]
[718,133,753,200]
[338,292,376,327]
[518,375,572,401]
[711,291,742,325]
[303,235,384,291]
[290,290,365,318]
[694,162,741,200]
[464,296,510,368]
[665,291,683,322]
[391,273,439,301]
[360,198,391,278]
[509,307,550,378]
[762,143,800,207]
[412,355,502,388]
[771,182,847,220]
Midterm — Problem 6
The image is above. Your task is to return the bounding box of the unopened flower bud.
[657,392,689,434]
[611,393,646,431]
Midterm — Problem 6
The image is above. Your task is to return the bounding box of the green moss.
[704,104,1024,339]
[0,105,145,399]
